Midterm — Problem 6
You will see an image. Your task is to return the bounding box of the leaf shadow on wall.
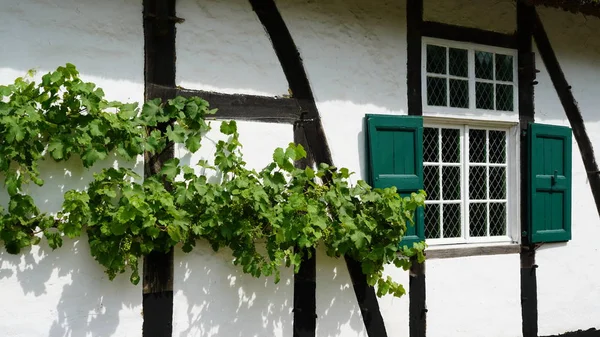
[0,154,143,337]
[173,243,293,337]
[0,239,140,337]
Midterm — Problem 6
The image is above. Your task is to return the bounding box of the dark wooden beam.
[248,1,323,336]
[146,83,301,124]
[533,11,600,219]
[426,244,520,259]
[518,2,538,337]
[422,21,517,49]
[407,0,423,117]
[407,1,427,337]
[345,256,388,337]
[142,0,176,336]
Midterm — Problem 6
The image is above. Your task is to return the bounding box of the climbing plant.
[0,64,426,297]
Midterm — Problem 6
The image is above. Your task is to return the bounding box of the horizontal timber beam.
[147,83,302,124]
[422,21,517,49]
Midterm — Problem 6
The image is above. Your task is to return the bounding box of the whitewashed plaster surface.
[424,0,516,34]
[533,7,600,335]
[176,0,288,96]
[0,0,144,336]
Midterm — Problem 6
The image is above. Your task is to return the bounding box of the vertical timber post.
[517,1,538,337]
[142,0,177,336]
[407,0,426,337]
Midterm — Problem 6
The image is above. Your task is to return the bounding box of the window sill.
[425,242,520,259]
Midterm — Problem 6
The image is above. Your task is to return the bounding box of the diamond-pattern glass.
[489,167,506,199]
[424,127,439,163]
[476,82,494,110]
[443,203,462,238]
[489,130,506,163]
[475,51,493,80]
[490,202,507,236]
[469,166,487,200]
[427,45,447,74]
[424,166,440,200]
[442,166,461,200]
[441,128,460,163]
[427,77,447,106]
[450,79,469,108]
[449,48,468,77]
[496,84,514,111]
[495,54,513,82]
[469,203,488,237]
[425,204,441,239]
[469,129,486,163]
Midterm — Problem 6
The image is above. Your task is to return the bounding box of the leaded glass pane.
[490,202,507,236]
[469,166,487,200]
[427,45,447,74]
[425,204,441,239]
[427,77,447,106]
[495,54,513,82]
[489,130,506,163]
[449,48,468,77]
[489,167,506,200]
[443,203,462,238]
[475,51,493,80]
[476,82,494,110]
[442,166,461,200]
[424,166,440,200]
[469,129,486,163]
[441,128,460,163]
[469,203,487,237]
[450,79,469,108]
[496,84,514,111]
[424,127,439,162]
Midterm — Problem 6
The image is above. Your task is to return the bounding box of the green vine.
[0,65,426,297]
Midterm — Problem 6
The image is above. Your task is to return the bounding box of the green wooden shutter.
[528,123,572,243]
[366,114,424,247]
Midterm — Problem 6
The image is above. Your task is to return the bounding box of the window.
[423,39,517,114]
[423,123,517,245]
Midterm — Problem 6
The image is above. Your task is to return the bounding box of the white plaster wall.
[0,0,144,336]
[424,0,516,34]
[427,254,522,337]
[534,8,600,335]
[176,0,288,96]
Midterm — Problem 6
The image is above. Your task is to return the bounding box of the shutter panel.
[528,123,572,243]
[366,114,424,247]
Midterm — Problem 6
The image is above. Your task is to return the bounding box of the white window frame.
[423,117,520,246]
[421,37,519,123]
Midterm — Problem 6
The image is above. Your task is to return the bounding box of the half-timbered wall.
[1,0,600,336]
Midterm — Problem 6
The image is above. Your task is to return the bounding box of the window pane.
[425,204,441,239]
[441,128,460,163]
[496,84,514,111]
[489,130,506,163]
[427,77,447,106]
[489,167,506,199]
[449,48,468,77]
[424,166,440,200]
[427,45,447,74]
[476,82,494,110]
[490,202,507,236]
[469,129,486,163]
[450,79,469,108]
[469,203,488,237]
[495,54,513,82]
[469,166,487,200]
[442,166,461,200]
[475,51,493,80]
[443,203,462,238]
[424,127,439,162]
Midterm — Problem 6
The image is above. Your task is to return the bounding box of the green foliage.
[0,65,426,297]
